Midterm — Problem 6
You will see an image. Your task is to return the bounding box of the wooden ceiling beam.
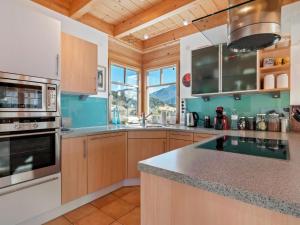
[69,0,93,19]
[114,0,197,38]
[79,13,115,36]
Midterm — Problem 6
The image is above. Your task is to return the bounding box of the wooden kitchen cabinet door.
[61,137,88,204]
[87,132,126,193]
[169,139,193,151]
[61,33,97,94]
[128,139,166,179]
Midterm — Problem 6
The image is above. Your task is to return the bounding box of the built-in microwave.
[0,72,60,118]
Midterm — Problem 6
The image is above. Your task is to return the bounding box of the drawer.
[128,130,167,139]
[88,132,126,141]
[169,131,193,141]
[193,133,215,142]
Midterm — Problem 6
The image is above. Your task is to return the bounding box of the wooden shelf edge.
[259,64,290,73]
[259,88,290,93]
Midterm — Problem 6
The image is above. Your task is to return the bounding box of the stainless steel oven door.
[0,129,60,189]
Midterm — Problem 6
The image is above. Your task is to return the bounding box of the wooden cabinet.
[87,132,126,193]
[61,137,88,204]
[61,32,97,94]
[0,0,61,79]
[128,131,167,179]
[168,131,193,151]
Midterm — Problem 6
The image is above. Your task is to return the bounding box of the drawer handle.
[90,134,124,140]
[171,133,191,136]
[0,177,59,197]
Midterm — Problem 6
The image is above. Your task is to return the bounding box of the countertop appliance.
[186,112,199,127]
[214,107,229,130]
[197,135,289,160]
[0,72,61,189]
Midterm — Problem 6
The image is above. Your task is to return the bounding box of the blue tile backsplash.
[186,92,290,125]
[61,94,108,128]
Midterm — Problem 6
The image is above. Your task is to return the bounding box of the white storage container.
[264,74,275,89]
[277,73,289,88]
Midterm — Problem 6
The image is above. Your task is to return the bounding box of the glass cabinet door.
[222,44,257,92]
[192,45,220,95]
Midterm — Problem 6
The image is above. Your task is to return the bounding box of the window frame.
[145,64,177,116]
[109,61,141,122]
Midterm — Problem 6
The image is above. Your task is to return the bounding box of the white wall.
[282,2,300,105]
[24,0,109,98]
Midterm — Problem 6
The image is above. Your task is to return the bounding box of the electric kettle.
[186,112,199,127]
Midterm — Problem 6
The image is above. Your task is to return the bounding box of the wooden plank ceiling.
[33,0,299,52]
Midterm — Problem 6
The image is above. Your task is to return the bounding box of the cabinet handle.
[56,54,59,76]
[90,133,123,140]
[83,139,87,158]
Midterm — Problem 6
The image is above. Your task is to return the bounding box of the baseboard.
[123,178,140,186]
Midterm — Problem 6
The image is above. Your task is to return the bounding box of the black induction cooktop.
[197,136,289,160]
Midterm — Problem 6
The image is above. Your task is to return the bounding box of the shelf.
[260,45,290,55]
[259,88,290,93]
[259,64,290,74]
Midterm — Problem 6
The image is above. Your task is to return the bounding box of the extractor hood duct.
[228,0,282,52]
[192,0,282,52]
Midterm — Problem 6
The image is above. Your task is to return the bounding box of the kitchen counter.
[61,124,219,138]
[138,130,300,218]
[61,125,300,218]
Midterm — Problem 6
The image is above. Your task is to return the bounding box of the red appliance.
[214,106,230,130]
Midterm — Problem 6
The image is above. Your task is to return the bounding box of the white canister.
[264,74,275,89]
[276,73,289,89]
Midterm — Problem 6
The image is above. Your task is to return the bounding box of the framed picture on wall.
[97,65,106,92]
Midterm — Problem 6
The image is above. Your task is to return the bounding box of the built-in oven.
[0,72,59,118]
[0,72,61,189]
[0,117,60,189]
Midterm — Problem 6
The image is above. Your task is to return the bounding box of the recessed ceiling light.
[183,19,189,26]
[144,34,149,40]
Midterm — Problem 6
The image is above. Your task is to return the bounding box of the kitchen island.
[138,130,300,225]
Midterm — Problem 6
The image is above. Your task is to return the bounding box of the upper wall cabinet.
[61,33,98,95]
[192,45,220,95]
[0,0,61,80]
[222,44,257,92]
[192,44,257,96]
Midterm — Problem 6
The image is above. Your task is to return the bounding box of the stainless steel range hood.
[228,0,282,52]
[192,0,283,52]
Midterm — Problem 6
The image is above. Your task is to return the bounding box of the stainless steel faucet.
[140,112,152,127]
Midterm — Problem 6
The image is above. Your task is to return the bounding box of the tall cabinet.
[0,0,61,79]
[61,33,98,94]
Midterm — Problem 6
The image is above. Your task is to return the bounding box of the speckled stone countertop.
[61,124,219,138]
[138,130,300,218]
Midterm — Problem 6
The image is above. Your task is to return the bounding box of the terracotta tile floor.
[44,186,140,225]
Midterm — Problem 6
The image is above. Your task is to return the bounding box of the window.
[110,64,139,123]
[146,65,177,119]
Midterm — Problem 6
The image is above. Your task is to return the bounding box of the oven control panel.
[47,85,57,111]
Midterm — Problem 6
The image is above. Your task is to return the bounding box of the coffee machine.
[214,106,230,130]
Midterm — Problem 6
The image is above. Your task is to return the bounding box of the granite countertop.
[60,124,219,138]
[138,130,300,218]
